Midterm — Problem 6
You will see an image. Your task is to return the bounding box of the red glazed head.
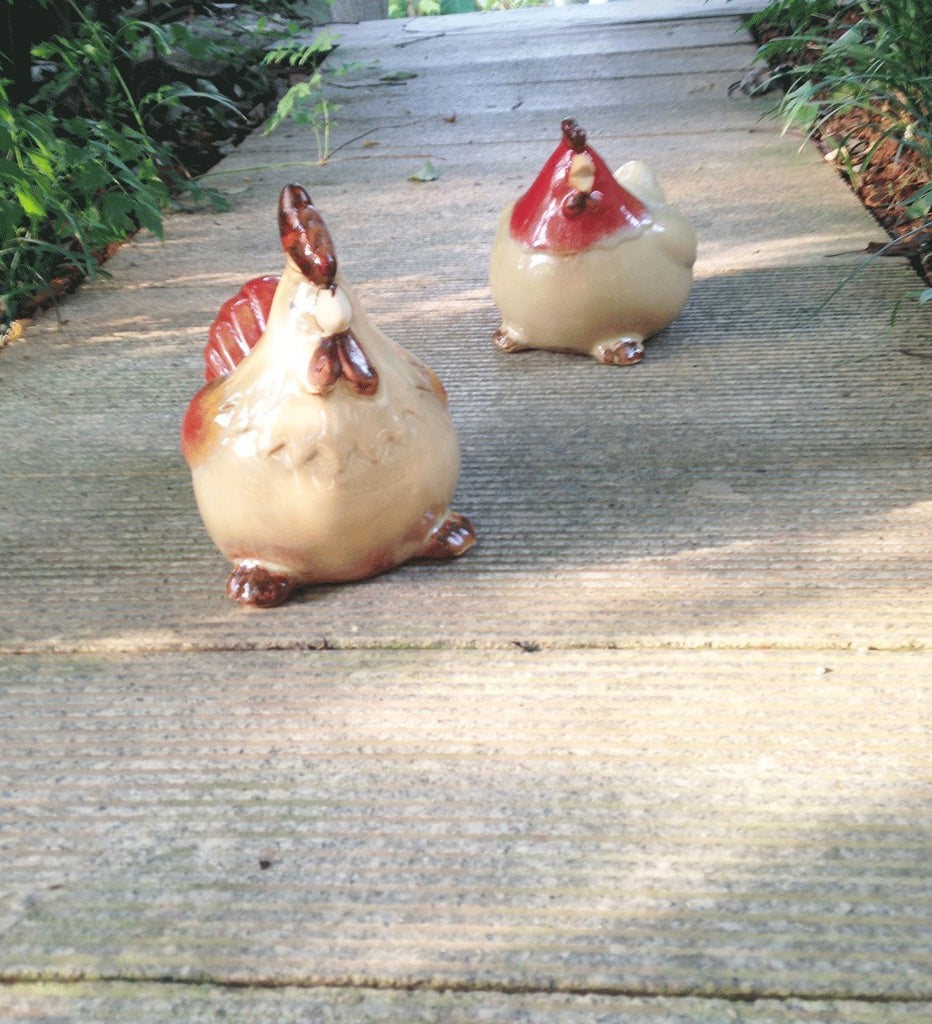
[509,118,647,254]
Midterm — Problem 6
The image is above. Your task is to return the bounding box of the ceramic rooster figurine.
[182,184,476,607]
[489,117,697,365]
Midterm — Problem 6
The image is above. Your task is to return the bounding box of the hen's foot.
[419,511,477,560]
[594,337,645,365]
[493,326,523,353]
[227,563,299,608]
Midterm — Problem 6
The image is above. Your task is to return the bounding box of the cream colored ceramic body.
[183,187,474,606]
[490,159,697,364]
[189,266,459,581]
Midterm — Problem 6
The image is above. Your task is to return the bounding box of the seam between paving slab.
[3,970,932,1004]
[1,637,926,656]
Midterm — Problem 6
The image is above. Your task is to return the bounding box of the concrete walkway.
[2,1,931,1019]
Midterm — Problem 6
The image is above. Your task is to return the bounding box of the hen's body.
[489,121,697,365]
[182,187,474,606]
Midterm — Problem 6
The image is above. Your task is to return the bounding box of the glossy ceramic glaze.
[489,118,697,364]
[182,184,475,607]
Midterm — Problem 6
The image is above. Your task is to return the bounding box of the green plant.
[743,0,838,36]
[30,7,248,167]
[475,0,543,11]
[388,0,440,16]
[0,0,266,323]
[762,2,932,182]
[751,0,932,305]
[262,31,344,165]
[0,76,170,320]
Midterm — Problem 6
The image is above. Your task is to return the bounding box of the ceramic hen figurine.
[489,117,697,365]
[182,184,476,607]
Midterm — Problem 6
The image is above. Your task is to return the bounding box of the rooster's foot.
[493,325,523,353]
[594,337,645,365]
[227,562,299,608]
[419,510,477,561]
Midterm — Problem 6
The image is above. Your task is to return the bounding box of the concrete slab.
[2,649,931,1000]
[3,984,932,1023]
[6,984,931,1023]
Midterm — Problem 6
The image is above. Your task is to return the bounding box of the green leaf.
[408,159,438,182]
[14,183,46,219]
[785,100,821,132]
[132,199,164,240]
[0,157,28,185]
[826,24,865,54]
[74,161,111,196]
[103,191,135,227]
[905,185,932,219]
[25,150,55,179]
[919,288,932,306]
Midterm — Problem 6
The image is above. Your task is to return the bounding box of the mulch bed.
[812,111,932,285]
[749,19,932,288]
